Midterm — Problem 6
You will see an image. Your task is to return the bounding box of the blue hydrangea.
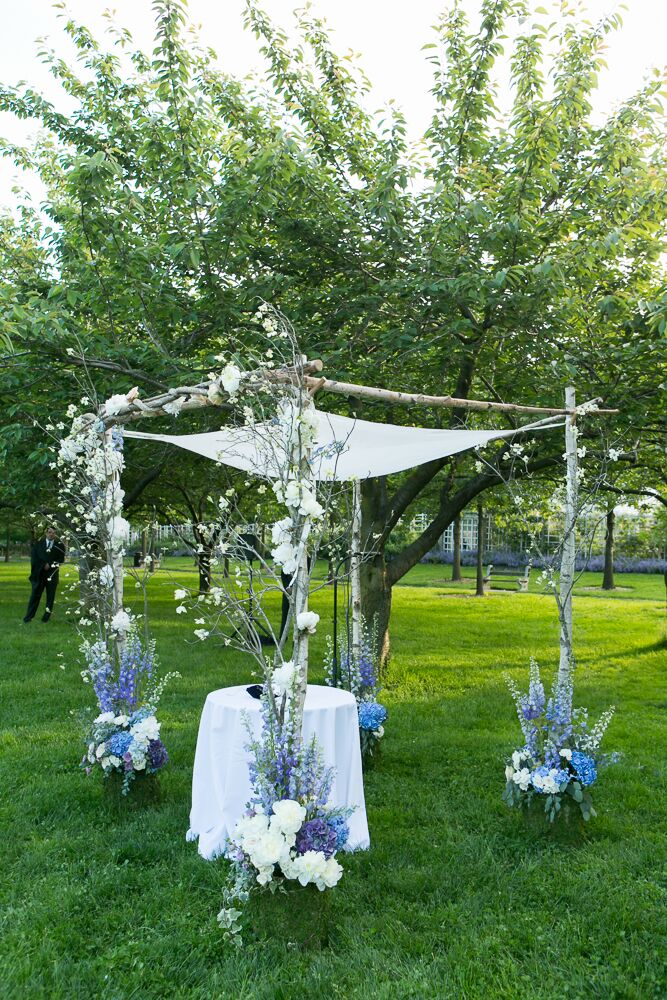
[108,731,133,756]
[358,701,387,731]
[327,814,350,851]
[571,751,597,787]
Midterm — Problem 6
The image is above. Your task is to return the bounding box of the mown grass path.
[1,560,665,999]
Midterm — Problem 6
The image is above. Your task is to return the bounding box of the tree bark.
[451,513,462,581]
[359,553,392,666]
[197,546,212,594]
[602,507,615,590]
[475,502,485,596]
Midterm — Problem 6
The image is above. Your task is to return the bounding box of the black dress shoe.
[41,613,51,623]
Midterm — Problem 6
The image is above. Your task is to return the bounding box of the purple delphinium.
[245,694,334,816]
[295,817,338,859]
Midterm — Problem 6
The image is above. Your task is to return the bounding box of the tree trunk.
[451,512,462,581]
[359,477,392,664]
[197,547,212,594]
[475,502,485,596]
[602,507,615,590]
[359,553,392,666]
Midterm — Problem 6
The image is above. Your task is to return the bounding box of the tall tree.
[1,0,665,655]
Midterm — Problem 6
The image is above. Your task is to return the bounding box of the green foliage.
[0,0,665,569]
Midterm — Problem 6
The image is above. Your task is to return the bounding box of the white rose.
[271,541,297,571]
[321,856,343,889]
[220,364,242,396]
[299,488,323,519]
[505,765,514,781]
[271,517,292,546]
[290,851,328,888]
[249,829,287,869]
[272,660,299,696]
[271,799,306,837]
[512,768,532,791]
[108,516,130,542]
[104,393,130,417]
[559,748,572,761]
[207,382,224,405]
[296,610,319,634]
[95,743,107,759]
[235,811,269,852]
[94,711,115,725]
[114,715,129,726]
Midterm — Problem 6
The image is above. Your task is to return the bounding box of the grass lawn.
[1,559,666,999]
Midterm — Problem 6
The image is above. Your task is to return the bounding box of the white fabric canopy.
[124,410,561,481]
[187,684,370,859]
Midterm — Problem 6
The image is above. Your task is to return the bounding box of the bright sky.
[0,0,665,207]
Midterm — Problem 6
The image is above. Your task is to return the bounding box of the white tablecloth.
[187,684,370,860]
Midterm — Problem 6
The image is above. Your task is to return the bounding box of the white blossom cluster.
[233,802,343,890]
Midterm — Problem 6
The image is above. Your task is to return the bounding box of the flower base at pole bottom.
[103,771,162,809]
[245,881,333,949]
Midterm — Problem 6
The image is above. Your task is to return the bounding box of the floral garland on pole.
[162,309,354,941]
[324,616,388,762]
[56,396,177,794]
[470,395,620,824]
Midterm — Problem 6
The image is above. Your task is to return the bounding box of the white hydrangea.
[94,711,115,725]
[131,715,160,743]
[110,610,132,635]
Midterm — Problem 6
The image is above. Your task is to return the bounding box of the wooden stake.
[350,479,363,663]
[558,387,578,682]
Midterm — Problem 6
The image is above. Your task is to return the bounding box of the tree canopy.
[1,0,665,644]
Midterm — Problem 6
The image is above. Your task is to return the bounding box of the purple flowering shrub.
[503,659,617,823]
[80,622,177,794]
[325,617,388,761]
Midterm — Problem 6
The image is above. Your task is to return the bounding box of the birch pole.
[350,479,363,665]
[292,394,315,723]
[105,427,126,662]
[558,387,578,683]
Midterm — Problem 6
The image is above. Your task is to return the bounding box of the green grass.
[1,560,666,999]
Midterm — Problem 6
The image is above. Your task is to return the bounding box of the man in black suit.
[23,526,65,623]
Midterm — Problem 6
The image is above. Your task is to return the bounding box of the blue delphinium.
[358,701,387,732]
[504,659,615,824]
[571,750,597,787]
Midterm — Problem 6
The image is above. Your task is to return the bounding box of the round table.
[187,684,370,860]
